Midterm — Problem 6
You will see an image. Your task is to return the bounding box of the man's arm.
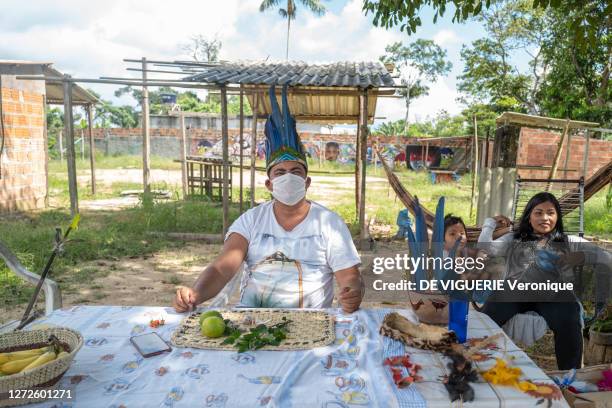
[173,233,248,312]
[335,265,364,313]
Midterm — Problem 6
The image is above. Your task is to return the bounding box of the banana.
[56,351,69,359]
[22,351,57,372]
[0,346,49,362]
[0,355,39,375]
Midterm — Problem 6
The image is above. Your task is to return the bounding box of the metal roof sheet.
[187,60,395,88]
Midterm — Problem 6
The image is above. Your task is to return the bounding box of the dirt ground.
[70,168,390,210]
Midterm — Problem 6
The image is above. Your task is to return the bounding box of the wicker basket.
[171,308,335,351]
[0,327,83,407]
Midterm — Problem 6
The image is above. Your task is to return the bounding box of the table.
[21,306,568,408]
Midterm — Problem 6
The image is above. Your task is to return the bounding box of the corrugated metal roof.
[187,61,396,88]
[42,66,99,105]
[0,61,98,105]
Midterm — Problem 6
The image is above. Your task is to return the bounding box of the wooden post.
[250,92,259,207]
[220,86,230,237]
[58,130,63,163]
[239,89,244,213]
[469,115,479,220]
[80,129,84,160]
[42,94,50,207]
[319,139,323,168]
[359,91,368,244]
[373,139,378,175]
[179,112,188,199]
[141,57,151,193]
[86,104,96,195]
[355,117,361,217]
[420,144,424,169]
[63,75,78,216]
[424,142,429,169]
[582,130,590,178]
[484,128,490,169]
[547,119,570,190]
[563,131,573,180]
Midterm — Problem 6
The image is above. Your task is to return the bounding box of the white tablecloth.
[19,306,567,408]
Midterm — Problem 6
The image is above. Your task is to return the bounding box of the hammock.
[376,149,611,242]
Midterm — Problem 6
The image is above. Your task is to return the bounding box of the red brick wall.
[517,127,612,179]
[0,85,47,211]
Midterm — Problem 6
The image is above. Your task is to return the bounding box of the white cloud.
[376,80,462,124]
[433,29,460,47]
[1,0,464,120]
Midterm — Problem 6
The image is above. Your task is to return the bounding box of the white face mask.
[271,173,306,206]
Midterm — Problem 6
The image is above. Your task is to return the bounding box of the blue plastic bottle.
[448,300,469,343]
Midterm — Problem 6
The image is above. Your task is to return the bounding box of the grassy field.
[2,154,610,310]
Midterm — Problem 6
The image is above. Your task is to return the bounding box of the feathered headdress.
[264,84,308,173]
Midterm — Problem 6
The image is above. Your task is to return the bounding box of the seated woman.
[478,192,611,369]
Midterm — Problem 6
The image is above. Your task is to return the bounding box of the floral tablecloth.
[19,306,567,408]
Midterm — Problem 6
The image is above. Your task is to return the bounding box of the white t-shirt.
[225,200,361,309]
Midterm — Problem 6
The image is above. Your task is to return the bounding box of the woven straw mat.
[0,327,83,407]
[171,309,335,351]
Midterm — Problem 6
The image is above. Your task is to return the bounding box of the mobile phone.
[130,332,172,358]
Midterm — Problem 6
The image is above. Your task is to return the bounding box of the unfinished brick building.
[0,61,96,212]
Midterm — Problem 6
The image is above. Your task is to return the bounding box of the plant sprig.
[222,317,292,353]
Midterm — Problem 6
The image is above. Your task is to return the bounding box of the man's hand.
[170,233,248,313]
[335,266,364,314]
[173,286,198,313]
[339,285,362,314]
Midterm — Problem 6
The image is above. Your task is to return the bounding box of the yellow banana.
[23,351,57,372]
[56,351,69,359]
[0,355,39,375]
[0,346,49,362]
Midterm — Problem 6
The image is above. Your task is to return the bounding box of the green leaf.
[69,214,81,231]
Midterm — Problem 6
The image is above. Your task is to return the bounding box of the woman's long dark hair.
[514,192,566,242]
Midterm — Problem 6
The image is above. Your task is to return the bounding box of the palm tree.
[259,0,326,60]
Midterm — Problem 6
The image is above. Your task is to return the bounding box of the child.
[443,214,467,257]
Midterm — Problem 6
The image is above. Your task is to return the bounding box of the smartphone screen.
[130,332,171,357]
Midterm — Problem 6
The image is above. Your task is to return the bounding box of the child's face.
[444,223,467,252]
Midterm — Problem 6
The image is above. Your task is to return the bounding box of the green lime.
[200,316,226,338]
[199,310,223,326]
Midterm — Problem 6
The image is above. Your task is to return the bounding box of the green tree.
[380,39,452,133]
[457,0,546,114]
[539,0,611,126]
[46,107,64,152]
[457,0,610,126]
[259,0,326,59]
[362,0,609,50]
[373,120,408,136]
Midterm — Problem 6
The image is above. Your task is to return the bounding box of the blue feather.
[431,197,445,280]
[264,84,307,170]
[405,223,425,285]
[412,197,428,258]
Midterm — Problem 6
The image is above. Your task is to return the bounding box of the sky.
[0,0,489,126]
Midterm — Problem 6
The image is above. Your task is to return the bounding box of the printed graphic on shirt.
[241,250,306,308]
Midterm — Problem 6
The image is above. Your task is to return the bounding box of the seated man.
[173,85,363,313]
